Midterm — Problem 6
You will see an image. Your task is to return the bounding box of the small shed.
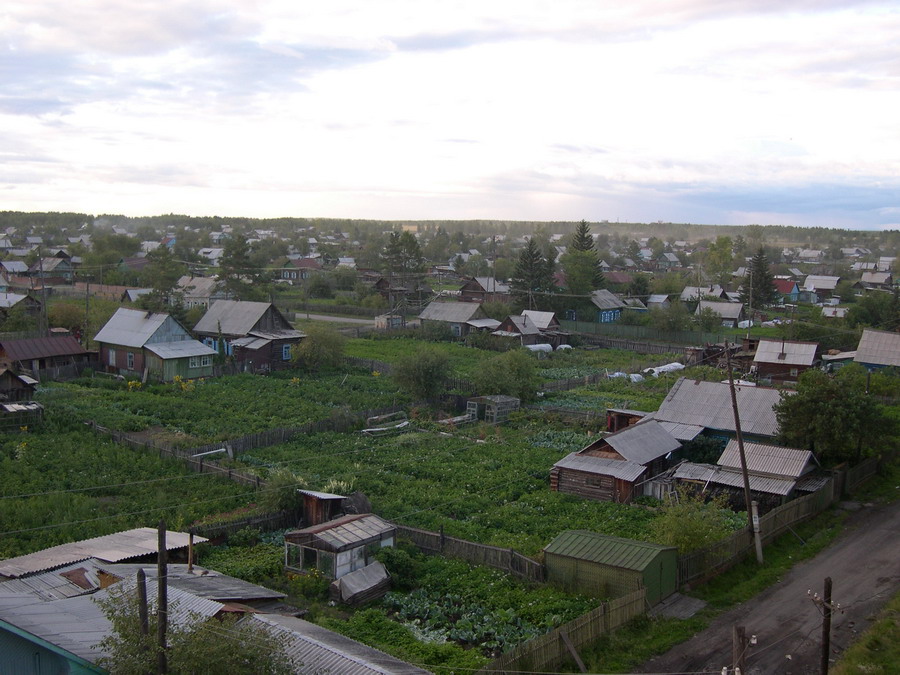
[329,561,391,605]
[374,313,405,330]
[284,514,395,579]
[299,488,347,526]
[543,531,677,607]
[466,395,520,423]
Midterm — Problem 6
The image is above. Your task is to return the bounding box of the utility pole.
[820,577,833,675]
[137,568,149,638]
[37,247,49,336]
[725,344,764,563]
[732,625,748,674]
[157,519,168,674]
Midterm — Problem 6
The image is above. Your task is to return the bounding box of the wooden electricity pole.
[821,577,833,675]
[156,520,168,674]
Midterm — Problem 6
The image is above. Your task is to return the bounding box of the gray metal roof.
[93,307,172,348]
[502,315,541,336]
[543,531,675,571]
[600,419,681,464]
[753,339,819,366]
[553,453,647,482]
[193,300,274,336]
[472,277,510,293]
[654,420,705,441]
[418,301,484,323]
[0,528,207,579]
[299,489,347,500]
[652,377,784,438]
[590,289,626,311]
[803,275,840,291]
[231,336,271,350]
[0,559,104,601]
[521,310,557,329]
[673,462,796,496]
[718,440,814,478]
[466,318,501,329]
[249,614,431,674]
[144,340,217,359]
[695,301,744,320]
[854,328,900,367]
[0,293,29,308]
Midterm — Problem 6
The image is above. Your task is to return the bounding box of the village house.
[646,294,671,310]
[679,285,728,303]
[492,314,543,346]
[279,257,322,282]
[193,300,305,372]
[801,275,840,303]
[458,276,512,304]
[418,301,493,337]
[752,338,819,384]
[94,307,217,381]
[856,271,893,291]
[695,300,746,328]
[773,278,800,304]
[589,289,627,323]
[0,336,92,378]
[0,368,37,401]
[853,328,900,371]
[176,275,228,309]
[550,420,681,503]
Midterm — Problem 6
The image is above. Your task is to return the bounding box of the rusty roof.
[0,336,88,362]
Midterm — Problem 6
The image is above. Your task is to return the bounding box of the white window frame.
[282,344,292,360]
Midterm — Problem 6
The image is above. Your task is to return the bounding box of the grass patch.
[832,589,900,675]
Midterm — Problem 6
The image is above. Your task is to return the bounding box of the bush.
[393,346,450,400]
[290,323,346,370]
[473,350,541,402]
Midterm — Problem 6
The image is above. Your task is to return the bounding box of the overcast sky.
[3,1,899,229]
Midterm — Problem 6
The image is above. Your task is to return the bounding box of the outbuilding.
[543,531,677,606]
[284,514,395,580]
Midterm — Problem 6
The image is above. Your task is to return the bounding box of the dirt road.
[637,499,900,674]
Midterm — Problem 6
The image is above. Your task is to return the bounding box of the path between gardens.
[297,312,375,324]
[635,498,900,675]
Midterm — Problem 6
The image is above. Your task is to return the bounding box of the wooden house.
[551,420,681,503]
[752,339,819,384]
[176,275,227,310]
[520,310,569,348]
[0,293,41,320]
[193,300,305,372]
[853,328,900,371]
[773,279,800,304]
[492,314,543,345]
[802,275,840,303]
[284,514,395,580]
[856,272,893,291]
[544,532,677,606]
[589,289,627,323]
[418,301,489,337]
[646,294,670,310]
[458,277,511,304]
[94,308,216,381]
[30,255,74,284]
[279,257,322,282]
[0,336,91,376]
[0,368,37,401]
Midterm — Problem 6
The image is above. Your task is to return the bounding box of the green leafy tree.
[96,583,292,674]
[472,349,541,402]
[624,240,642,262]
[570,220,594,252]
[0,303,38,333]
[382,231,424,278]
[648,486,735,553]
[140,245,187,313]
[628,273,651,299]
[774,365,896,465]
[290,323,345,371]
[559,248,603,296]
[393,346,450,400]
[846,291,900,329]
[738,247,778,309]
[704,236,734,286]
[649,302,692,332]
[219,230,265,301]
[510,239,554,308]
[695,306,723,332]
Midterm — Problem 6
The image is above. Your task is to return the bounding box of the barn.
[543,531,677,607]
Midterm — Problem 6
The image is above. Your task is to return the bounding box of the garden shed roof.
[544,531,675,571]
[0,528,207,579]
[249,614,430,675]
[553,453,647,482]
[649,377,783,438]
[289,514,394,551]
[854,328,900,368]
[0,336,87,362]
[718,441,814,478]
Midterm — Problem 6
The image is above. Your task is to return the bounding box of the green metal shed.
[543,531,677,607]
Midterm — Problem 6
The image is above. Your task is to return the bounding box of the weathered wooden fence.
[476,588,647,674]
[562,320,723,346]
[193,510,298,539]
[843,456,879,493]
[677,479,836,585]
[394,524,545,584]
[32,360,102,382]
[524,405,605,424]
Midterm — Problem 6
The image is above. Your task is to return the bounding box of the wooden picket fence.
[476,588,647,674]
[394,524,545,584]
[844,456,879,493]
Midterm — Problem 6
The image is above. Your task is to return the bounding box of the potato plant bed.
[37,369,409,443]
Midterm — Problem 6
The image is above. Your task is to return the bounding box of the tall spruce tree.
[740,247,778,309]
[571,220,595,252]
[511,238,554,309]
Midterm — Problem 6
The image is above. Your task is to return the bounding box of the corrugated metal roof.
[673,462,796,496]
[289,514,395,550]
[654,420,705,441]
[601,419,681,464]
[854,328,900,367]
[803,275,840,291]
[696,301,744,320]
[553,453,647,482]
[93,308,172,348]
[0,335,88,362]
[718,440,814,478]
[250,614,431,674]
[466,318,501,329]
[0,560,104,601]
[230,336,271,350]
[521,310,557,329]
[472,277,510,293]
[753,339,819,366]
[543,531,675,571]
[502,315,541,336]
[0,293,29,308]
[652,377,784,438]
[0,528,207,579]
[144,340,217,359]
[193,300,275,336]
[247,329,305,340]
[418,301,484,323]
[299,489,347,500]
